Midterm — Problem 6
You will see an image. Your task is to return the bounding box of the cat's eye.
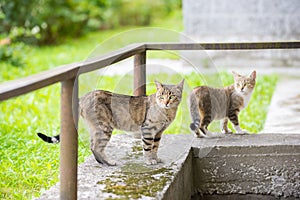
[159,96,164,100]
[169,95,176,100]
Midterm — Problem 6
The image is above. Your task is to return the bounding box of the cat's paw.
[93,152,117,166]
[195,134,207,138]
[106,160,117,166]
[221,129,233,134]
[145,158,158,165]
[144,155,162,165]
[191,128,204,138]
[195,131,207,138]
[100,158,117,166]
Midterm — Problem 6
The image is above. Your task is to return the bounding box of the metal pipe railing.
[134,51,147,96]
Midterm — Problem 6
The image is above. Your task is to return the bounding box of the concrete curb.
[38,133,300,199]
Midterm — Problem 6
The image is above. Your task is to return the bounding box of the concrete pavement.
[263,76,300,134]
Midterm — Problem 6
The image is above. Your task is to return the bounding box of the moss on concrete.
[97,162,174,199]
[123,140,143,160]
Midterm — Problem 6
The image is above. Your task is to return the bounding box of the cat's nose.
[164,101,170,108]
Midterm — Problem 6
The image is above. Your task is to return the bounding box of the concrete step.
[38,133,300,199]
[37,134,194,200]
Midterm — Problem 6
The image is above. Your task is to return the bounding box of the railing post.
[60,78,78,200]
[134,51,146,96]
[73,78,79,129]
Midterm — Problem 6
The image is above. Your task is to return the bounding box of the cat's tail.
[37,133,60,144]
[189,92,200,131]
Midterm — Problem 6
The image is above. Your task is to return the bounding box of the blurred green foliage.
[0,0,181,45]
[0,0,181,65]
[0,42,26,66]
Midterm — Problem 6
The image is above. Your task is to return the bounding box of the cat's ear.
[250,70,256,80]
[232,71,241,79]
[155,80,163,90]
[177,79,185,89]
[232,71,241,77]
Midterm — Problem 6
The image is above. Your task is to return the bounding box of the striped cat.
[189,71,256,137]
[38,80,184,165]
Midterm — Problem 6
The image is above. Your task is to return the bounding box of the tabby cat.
[38,80,184,165]
[189,71,256,137]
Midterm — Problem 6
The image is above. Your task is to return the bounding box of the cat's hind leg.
[90,125,116,166]
[199,115,212,137]
[199,116,224,138]
[190,118,207,138]
[82,100,117,166]
[189,92,204,138]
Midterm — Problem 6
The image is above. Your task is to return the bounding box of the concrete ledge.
[37,134,194,200]
[38,134,300,199]
[192,134,300,199]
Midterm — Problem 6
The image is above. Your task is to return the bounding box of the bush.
[102,0,181,28]
[0,0,90,44]
[0,0,182,45]
[35,0,91,44]
[0,43,25,67]
[114,0,163,27]
[0,27,29,67]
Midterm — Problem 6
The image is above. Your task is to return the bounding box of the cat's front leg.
[228,111,248,134]
[141,123,164,165]
[142,136,163,165]
[220,118,232,134]
[151,132,163,163]
[233,124,248,134]
[142,141,162,165]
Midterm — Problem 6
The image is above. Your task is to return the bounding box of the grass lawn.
[0,9,278,199]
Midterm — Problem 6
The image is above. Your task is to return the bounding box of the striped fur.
[189,71,256,137]
[37,80,184,166]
